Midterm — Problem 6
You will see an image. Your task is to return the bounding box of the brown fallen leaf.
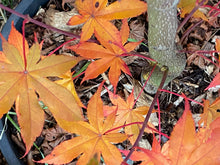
[62,0,75,10]
[129,20,145,42]
[45,7,80,31]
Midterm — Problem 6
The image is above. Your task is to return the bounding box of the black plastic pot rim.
[0,0,49,164]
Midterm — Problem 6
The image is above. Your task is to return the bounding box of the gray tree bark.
[142,0,186,94]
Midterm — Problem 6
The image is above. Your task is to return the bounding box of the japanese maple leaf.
[69,19,141,91]
[122,96,220,164]
[165,95,199,164]
[68,0,147,42]
[55,70,85,108]
[187,117,220,164]
[104,90,153,144]
[199,99,220,127]
[0,23,83,154]
[38,82,128,165]
[163,96,220,164]
[178,0,208,21]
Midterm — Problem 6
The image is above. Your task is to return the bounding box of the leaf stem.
[104,121,169,139]
[179,49,220,68]
[207,1,220,16]
[47,38,77,56]
[133,63,157,108]
[160,89,204,106]
[157,98,161,142]
[122,66,168,164]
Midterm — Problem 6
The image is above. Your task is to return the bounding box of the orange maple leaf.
[69,19,141,91]
[0,23,83,154]
[178,0,208,21]
[68,0,147,42]
[104,89,153,144]
[38,82,128,165]
[165,95,199,164]
[187,117,220,164]
[122,96,220,164]
[162,96,220,164]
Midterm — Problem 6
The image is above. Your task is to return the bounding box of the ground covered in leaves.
[1,0,220,164]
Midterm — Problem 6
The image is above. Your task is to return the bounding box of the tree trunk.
[142,0,186,94]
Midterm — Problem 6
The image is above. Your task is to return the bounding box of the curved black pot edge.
[0,0,49,164]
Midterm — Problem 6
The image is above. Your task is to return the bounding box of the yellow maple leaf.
[55,70,85,108]
[199,99,220,127]
[178,0,208,21]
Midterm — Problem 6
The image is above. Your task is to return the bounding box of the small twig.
[47,38,77,56]
[179,49,220,68]
[122,66,168,164]
[160,89,204,106]
[157,98,161,142]
[179,19,203,44]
